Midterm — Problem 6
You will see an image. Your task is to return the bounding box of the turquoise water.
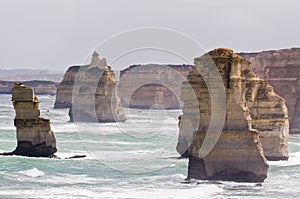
[1,94,300,198]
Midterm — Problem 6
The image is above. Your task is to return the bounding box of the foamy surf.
[18,168,45,178]
[268,151,300,167]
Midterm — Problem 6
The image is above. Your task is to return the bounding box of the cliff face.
[240,48,300,134]
[11,83,57,157]
[68,52,126,123]
[0,80,58,95]
[119,64,193,109]
[179,48,289,182]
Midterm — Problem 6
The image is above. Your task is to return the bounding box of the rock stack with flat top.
[178,48,289,182]
[11,83,57,157]
[119,64,193,109]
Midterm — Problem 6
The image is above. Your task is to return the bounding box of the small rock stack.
[12,83,57,157]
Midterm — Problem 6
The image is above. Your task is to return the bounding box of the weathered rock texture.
[179,48,289,182]
[240,48,300,134]
[0,80,58,95]
[69,52,126,122]
[119,64,193,109]
[54,66,81,108]
[11,83,57,157]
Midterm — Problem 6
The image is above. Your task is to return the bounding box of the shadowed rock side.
[54,66,82,108]
[179,48,278,182]
[240,48,300,134]
[11,83,57,157]
[69,52,126,123]
[119,64,193,109]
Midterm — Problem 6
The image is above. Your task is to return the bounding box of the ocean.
[0,94,300,199]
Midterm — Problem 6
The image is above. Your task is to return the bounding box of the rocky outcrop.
[69,52,126,122]
[55,63,193,110]
[178,49,289,161]
[244,71,289,160]
[240,48,300,134]
[11,83,57,157]
[119,64,193,109]
[0,80,58,95]
[179,48,289,182]
[54,66,81,108]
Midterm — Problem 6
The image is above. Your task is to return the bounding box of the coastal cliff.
[0,80,58,95]
[179,48,289,182]
[240,48,300,134]
[11,83,57,157]
[119,64,193,109]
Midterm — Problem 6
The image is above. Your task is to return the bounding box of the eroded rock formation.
[69,52,126,122]
[119,64,193,109]
[11,83,57,157]
[178,48,289,182]
[240,48,300,134]
[54,66,81,108]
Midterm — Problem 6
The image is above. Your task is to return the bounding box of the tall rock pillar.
[12,83,57,157]
[181,48,270,182]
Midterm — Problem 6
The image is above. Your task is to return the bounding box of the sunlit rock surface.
[119,64,193,109]
[69,52,126,123]
[178,48,291,182]
[240,48,300,134]
[11,83,57,157]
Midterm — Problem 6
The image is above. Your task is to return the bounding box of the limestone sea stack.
[119,64,193,109]
[11,83,57,157]
[240,48,300,134]
[177,48,289,161]
[69,52,126,122]
[178,48,290,182]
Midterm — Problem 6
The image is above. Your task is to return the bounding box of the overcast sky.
[0,0,299,71]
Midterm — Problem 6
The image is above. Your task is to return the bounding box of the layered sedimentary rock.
[178,48,289,161]
[54,66,81,108]
[11,83,57,157]
[0,80,58,95]
[240,48,300,134]
[178,48,289,182]
[244,71,289,160]
[69,52,126,122]
[119,64,193,109]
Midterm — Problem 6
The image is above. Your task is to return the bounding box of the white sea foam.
[18,168,45,178]
[0,185,223,199]
[268,151,300,167]
[1,95,300,198]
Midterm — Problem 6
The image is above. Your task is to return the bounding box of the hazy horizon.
[1,0,300,71]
